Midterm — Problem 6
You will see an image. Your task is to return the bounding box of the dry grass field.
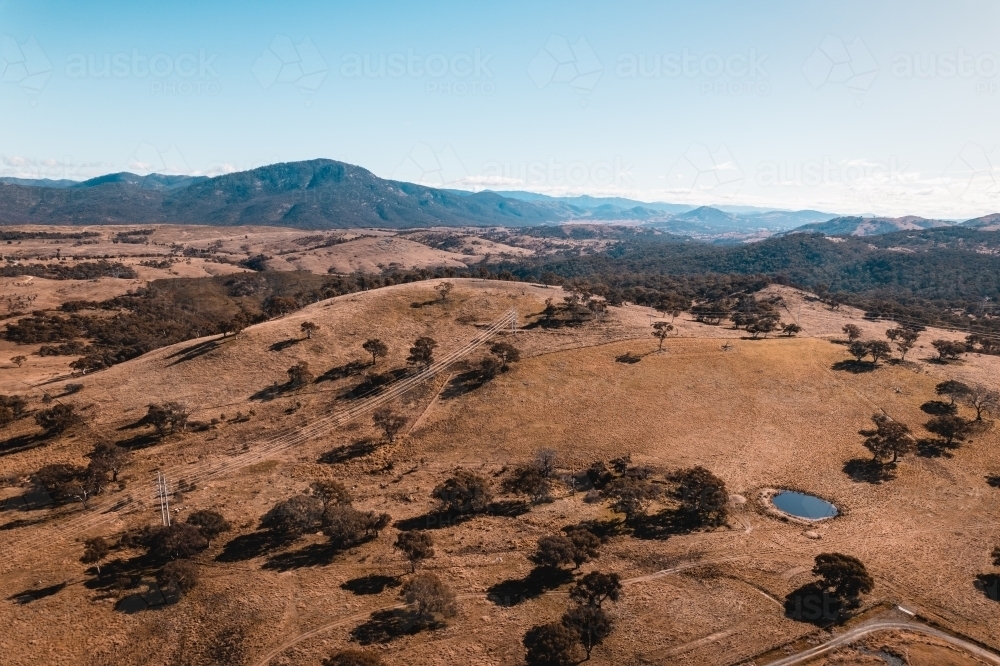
[1,276,999,666]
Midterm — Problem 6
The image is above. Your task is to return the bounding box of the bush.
[158,560,200,594]
[35,403,79,435]
[185,510,231,546]
[432,469,492,514]
[401,572,457,625]
[260,495,325,538]
[322,650,384,666]
[322,505,390,546]
[523,622,584,666]
[148,523,209,560]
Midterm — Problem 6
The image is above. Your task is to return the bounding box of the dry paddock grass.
[0,280,999,666]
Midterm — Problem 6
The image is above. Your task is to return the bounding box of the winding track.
[3,309,518,564]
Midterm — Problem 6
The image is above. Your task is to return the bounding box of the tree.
[287,361,314,388]
[260,495,325,539]
[35,403,79,435]
[652,321,673,350]
[401,572,457,625]
[672,466,729,527]
[503,464,550,502]
[435,282,454,302]
[848,340,868,362]
[158,559,200,594]
[865,340,892,364]
[603,476,661,525]
[925,415,973,445]
[310,479,352,507]
[523,622,584,666]
[0,394,27,421]
[564,528,601,568]
[300,321,318,339]
[479,356,502,380]
[812,553,873,608]
[322,650,384,666]
[932,339,966,361]
[11,355,26,368]
[569,571,622,609]
[936,380,971,405]
[362,338,388,366]
[407,337,438,367]
[432,469,492,514]
[372,407,406,443]
[886,327,919,360]
[993,546,1000,567]
[90,441,131,482]
[34,463,87,504]
[489,342,520,370]
[562,604,614,660]
[149,523,209,560]
[962,383,1000,421]
[395,530,434,572]
[746,313,780,339]
[534,448,558,478]
[185,510,231,546]
[145,402,188,436]
[322,504,390,546]
[861,414,912,464]
[782,323,802,337]
[842,324,862,342]
[532,535,577,569]
[81,536,110,574]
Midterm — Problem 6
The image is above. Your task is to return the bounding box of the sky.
[1,0,999,218]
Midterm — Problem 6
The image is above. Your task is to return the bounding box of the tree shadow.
[341,369,409,400]
[114,432,163,451]
[410,299,439,309]
[975,574,999,602]
[315,360,369,384]
[262,540,347,571]
[486,499,531,517]
[0,486,54,512]
[987,475,1000,488]
[165,338,223,366]
[783,582,845,626]
[0,433,46,457]
[564,518,626,540]
[842,458,895,484]
[916,437,958,458]
[486,566,574,606]
[0,516,49,530]
[269,338,301,352]
[114,583,180,613]
[631,508,704,540]
[215,530,286,563]
[831,360,876,374]
[350,608,429,645]
[251,381,298,402]
[921,400,957,416]
[8,581,67,604]
[440,370,492,400]
[394,511,474,532]
[318,438,379,465]
[615,352,643,364]
[341,574,401,595]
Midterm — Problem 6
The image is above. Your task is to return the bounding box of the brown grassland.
[0,256,999,665]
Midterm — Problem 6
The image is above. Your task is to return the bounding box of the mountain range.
[0,159,993,238]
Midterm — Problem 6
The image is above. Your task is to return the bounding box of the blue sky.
[1,0,998,218]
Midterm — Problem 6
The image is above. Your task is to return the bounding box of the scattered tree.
[372,407,407,443]
[435,282,454,302]
[932,339,966,361]
[489,342,520,370]
[603,476,661,525]
[402,572,457,625]
[0,395,28,426]
[523,622,584,666]
[962,383,1000,421]
[287,361,314,388]
[81,536,110,574]
[842,324,862,342]
[395,531,434,572]
[861,414,913,464]
[185,510,231,546]
[35,403,79,435]
[300,321,319,339]
[158,559,200,594]
[671,466,729,527]
[90,441,131,482]
[936,380,971,405]
[148,523,209,560]
[10,355,26,368]
[362,338,388,366]
[925,415,974,446]
[865,340,892,364]
[562,603,614,660]
[812,552,874,608]
[503,464,550,502]
[432,469,492,514]
[260,495,325,539]
[782,323,802,337]
[322,650,384,666]
[746,313,780,338]
[310,479,352,507]
[886,327,919,360]
[848,340,868,362]
[145,402,188,436]
[534,448,558,478]
[322,504,390,546]
[652,321,673,350]
[407,337,438,367]
[569,571,622,609]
